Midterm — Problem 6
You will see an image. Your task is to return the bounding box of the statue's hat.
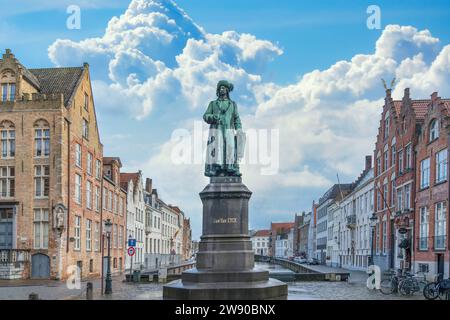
[217,80,234,92]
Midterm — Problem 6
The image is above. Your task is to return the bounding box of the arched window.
[0,121,15,158]
[34,119,50,157]
[430,119,439,141]
[1,69,16,102]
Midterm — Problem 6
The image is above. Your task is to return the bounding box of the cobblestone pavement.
[0,268,426,300]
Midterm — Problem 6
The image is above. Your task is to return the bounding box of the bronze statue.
[203,80,245,177]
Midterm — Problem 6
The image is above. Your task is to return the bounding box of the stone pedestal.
[163,176,287,300]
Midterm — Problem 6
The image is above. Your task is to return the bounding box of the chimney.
[145,178,152,193]
[365,155,372,171]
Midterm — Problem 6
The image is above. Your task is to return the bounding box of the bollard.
[86,282,93,300]
[29,292,39,300]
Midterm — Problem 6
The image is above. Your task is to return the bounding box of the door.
[390,220,395,269]
[31,254,50,278]
[437,254,444,276]
[0,208,13,249]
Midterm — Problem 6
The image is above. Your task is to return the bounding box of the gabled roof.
[271,222,294,235]
[253,230,270,237]
[120,172,140,191]
[29,67,84,106]
[103,157,122,167]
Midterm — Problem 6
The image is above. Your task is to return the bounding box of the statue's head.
[216,80,233,98]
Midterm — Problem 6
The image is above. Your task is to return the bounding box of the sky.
[1,0,450,239]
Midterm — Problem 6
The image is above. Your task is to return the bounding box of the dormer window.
[430,119,439,141]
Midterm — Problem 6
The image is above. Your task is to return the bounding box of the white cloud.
[48,0,450,238]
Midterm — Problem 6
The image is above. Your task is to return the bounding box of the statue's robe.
[203,98,242,177]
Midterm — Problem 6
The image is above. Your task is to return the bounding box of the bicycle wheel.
[438,288,450,300]
[399,278,413,296]
[423,283,439,300]
[380,279,394,295]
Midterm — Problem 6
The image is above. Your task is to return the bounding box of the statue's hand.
[213,114,220,124]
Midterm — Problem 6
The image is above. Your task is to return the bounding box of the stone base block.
[163,277,288,300]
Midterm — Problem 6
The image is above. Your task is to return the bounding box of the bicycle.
[398,271,428,296]
[380,269,403,295]
[423,274,450,300]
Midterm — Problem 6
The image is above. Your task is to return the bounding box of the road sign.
[127,247,136,256]
[128,238,136,247]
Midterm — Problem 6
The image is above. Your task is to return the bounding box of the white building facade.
[338,168,374,270]
[251,230,270,256]
[121,171,145,271]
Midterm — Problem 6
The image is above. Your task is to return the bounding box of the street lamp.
[104,219,113,295]
[369,213,377,266]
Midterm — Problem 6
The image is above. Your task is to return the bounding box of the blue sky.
[1,0,450,239]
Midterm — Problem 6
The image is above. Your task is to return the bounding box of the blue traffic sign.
[128,238,136,247]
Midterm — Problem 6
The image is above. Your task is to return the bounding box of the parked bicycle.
[380,269,402,295]
[398,271,428,296]
[423,274,450,300]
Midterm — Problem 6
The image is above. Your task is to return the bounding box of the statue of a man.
[204,80,245,177]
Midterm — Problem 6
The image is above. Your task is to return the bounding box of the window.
[420,158,430,189]
[404,184,411,210]
[75,174,82,204]
[384,117,389,139]
[435,202,446,249]
[398,150,403,173]
[34,165,49,198]
[397,187,403,212]
[86,181,92,209]
[33,208,49,249]
[119,198,123,216]
[35,128,50,157]
[114,224,118,248]
[376,157,381,175]
[87,153,93,175]
[376,223,380,253]
[74,216,81,250]
[82,118,89,139]
[419,207,429,250]
[1,128,15,158]
[103,187,107,210]
[95,160,101,180]
[436,149,447,183]
[84,93,89,110]
[430,119,439,141]
[383,151,388,171]
[108,190,113,211]
[119,226,123,248]
[75,144,82,167]
[0,166,14,198]
[391,145,396,166]
[1,83,15,102]
[405,144,412,169]
[86,219,92,251]
[390,180,395,207]
[114,194,117,214]
[95,186,100,212]
[383,183,388,209]
[94,221,100,251]
[382,220,387,254]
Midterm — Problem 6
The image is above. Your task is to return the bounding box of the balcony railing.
[434,235,446,250]
[0,249,31,264]
[346,214,356,228]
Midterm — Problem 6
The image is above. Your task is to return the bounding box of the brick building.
[0,49,104,280]
[414,92,450,278]
[182,217,192,260]
[269,222,294,257]
[101,157,127,275]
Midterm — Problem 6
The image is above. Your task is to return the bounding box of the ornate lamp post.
[369,213,378,266]
[104,219,113,294]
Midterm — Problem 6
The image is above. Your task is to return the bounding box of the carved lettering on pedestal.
[213,217,238,224]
